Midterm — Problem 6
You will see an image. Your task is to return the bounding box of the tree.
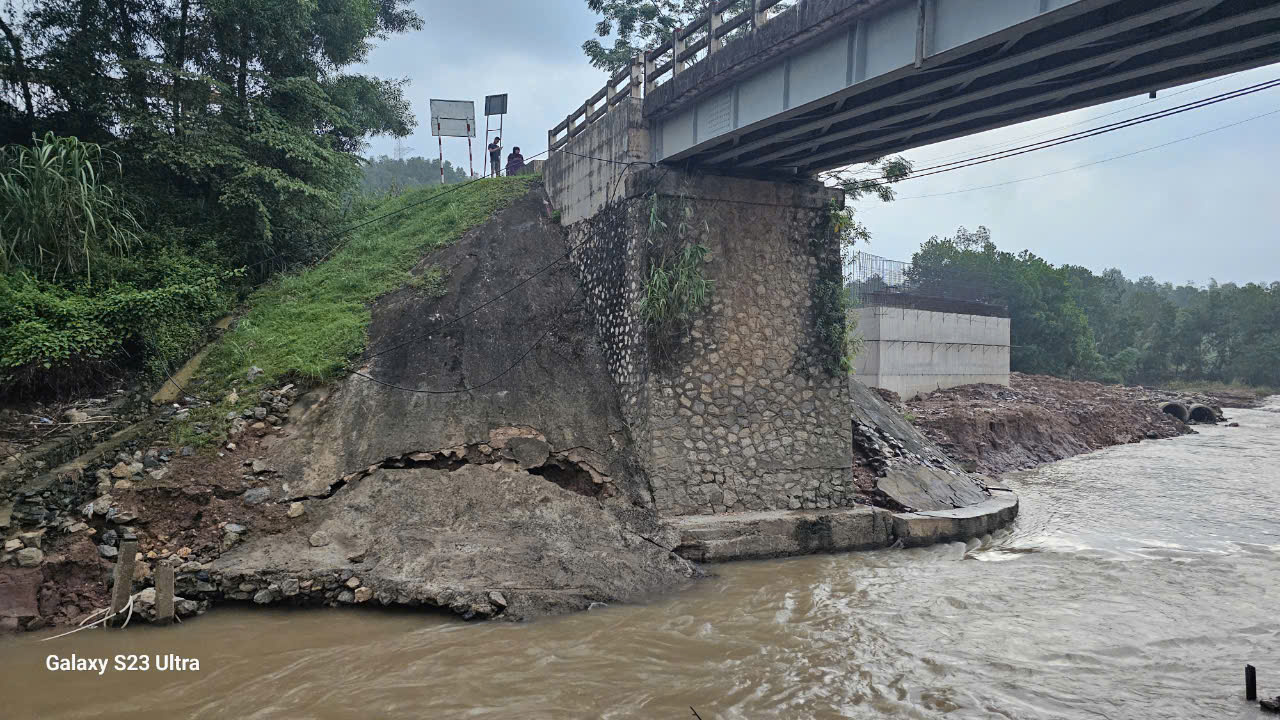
[583,0,794,72]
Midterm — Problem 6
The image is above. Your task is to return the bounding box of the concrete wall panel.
[863,2,917,78]
[789,32,851,108]
[662,107,696,157]
[854,307,1010,399]
[697,89,734,144]
[737,62,786,128]
[933,0,1041,54]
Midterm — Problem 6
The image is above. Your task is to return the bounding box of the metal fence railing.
[848,251,1008,317]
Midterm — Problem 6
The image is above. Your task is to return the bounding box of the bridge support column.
[567,168,855,516]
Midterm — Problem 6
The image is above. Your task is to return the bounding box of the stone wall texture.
[563,169,855,516]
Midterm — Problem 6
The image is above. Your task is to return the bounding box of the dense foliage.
[0,0,421,397]
[903,227,1280,388]
[361,155,469,194]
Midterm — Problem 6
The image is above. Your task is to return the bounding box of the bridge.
[550,0,1280,174]
[540,0,1279,521]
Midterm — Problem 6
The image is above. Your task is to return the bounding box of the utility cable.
[819,77,1280,187]
[894,105,1280,200]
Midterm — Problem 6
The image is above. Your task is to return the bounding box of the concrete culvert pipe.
[1188,404,1218,423]
[1159,401,1190,422]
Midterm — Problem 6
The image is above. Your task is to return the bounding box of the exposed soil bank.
[895,372,1229,476]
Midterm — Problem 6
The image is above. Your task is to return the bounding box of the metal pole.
[467,122,474,178]
[499,114,504,175]
[437,121,444,185]
[1247,665,1257,701]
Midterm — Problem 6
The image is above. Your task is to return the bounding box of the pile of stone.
[171,566,509,621]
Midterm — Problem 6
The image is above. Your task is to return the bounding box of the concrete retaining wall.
[854,306,1010,399]
[672,491,1019,562]
[543,101,649,225]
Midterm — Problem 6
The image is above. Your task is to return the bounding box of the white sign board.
[429,99,476,137]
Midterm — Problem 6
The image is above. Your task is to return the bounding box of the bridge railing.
[644,0,787,94]
[548,58,644,152]
[548,0,787,152]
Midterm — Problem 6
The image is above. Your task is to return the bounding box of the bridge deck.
[646,0,1280,174]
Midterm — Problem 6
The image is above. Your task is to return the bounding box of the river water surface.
[4,400,1279,719]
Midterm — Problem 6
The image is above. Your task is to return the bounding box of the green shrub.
[0,133,142,284]
[641,243,713,360]
[0,247,235,398]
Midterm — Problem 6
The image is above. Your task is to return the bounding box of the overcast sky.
[356,0,1280,287]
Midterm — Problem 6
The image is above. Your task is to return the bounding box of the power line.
[895,106,1280,200]
[820,77,1280,187]
[901,76,1230,168]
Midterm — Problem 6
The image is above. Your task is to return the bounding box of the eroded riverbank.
[899,372,1235,475]
[4,399,1277,719]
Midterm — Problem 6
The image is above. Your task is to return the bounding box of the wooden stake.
[109,541,138,628]
[1248,664,1258,701]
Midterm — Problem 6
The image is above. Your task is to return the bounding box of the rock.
[64,409,90,424]
[281,578,300,597]
[286,502,305,518]
[345,576,361,589]
[65,522,88,534]
[221,532,241,551]
[173,408,191,421]
[225,442,237,452]
[508,437,552,469]
[147,469,168,481]
[135,587,157,613]
[101,529,118,546]
[253,407,267,420]
[251,589,272,604]
[1227,422,1240,428]
[15,548,44,567]
[180,446,195,457]
[308,531,330,547]
[113,510,138,524]
[242,487,271,505]
[488,591,507,608]
[588,601,608,611]
[143,452,164,469]
[224,523,246,534]
[113,479,134,491]
[251,422,266,431]
[177,599,199,615]
[3,539,21,553]
[127,462,144,476]
[110,462,132,479]
[353,587,373,603]
[176,546,192,558]
[246,366,263,381]
[251,459,269,474]
[1260,696,1280,713]
[336,590,355,603]
[98,545,118,559]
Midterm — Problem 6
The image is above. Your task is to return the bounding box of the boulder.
[15,548,44,567]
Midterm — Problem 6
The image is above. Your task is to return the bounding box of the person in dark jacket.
[487,136,502,176]
[505,146,525,176]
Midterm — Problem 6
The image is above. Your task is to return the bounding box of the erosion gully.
[4,399,1278,719]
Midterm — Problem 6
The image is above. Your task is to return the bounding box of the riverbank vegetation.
[900,227,1280,389]
[0,0,423,400]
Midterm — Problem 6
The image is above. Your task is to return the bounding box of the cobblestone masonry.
[563,168,854,516]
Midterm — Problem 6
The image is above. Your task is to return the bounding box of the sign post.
[429,99,477,184]
[484,94,508,177]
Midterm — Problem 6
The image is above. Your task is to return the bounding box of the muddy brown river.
[4,399,1278,719]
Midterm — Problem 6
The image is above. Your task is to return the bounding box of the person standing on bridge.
[488,136,502,177]
[505,146,525,176]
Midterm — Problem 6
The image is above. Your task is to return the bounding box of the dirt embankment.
[1,185,698,634]
[894,373,1226,476]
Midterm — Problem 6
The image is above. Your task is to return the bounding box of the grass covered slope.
[175,174,539,442]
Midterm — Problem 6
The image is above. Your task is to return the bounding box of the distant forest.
[882,227,1280,389]
[361,156,470,193]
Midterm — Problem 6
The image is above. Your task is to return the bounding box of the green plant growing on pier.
[640,190,713,363]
